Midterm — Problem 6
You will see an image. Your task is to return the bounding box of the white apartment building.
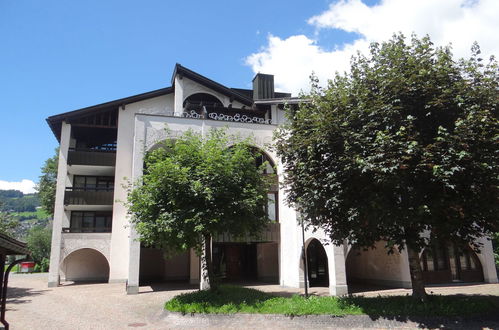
[46,64,498,295]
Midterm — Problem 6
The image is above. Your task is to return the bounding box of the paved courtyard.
[5,273,499,329]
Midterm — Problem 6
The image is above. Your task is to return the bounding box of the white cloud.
[0,179,36,194]
[246,0,499,94]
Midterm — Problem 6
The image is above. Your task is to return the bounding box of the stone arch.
[183,92,224,108]
[60,239,110,265]
[60,248,110,282]
[345,241,409,288]
[298,237,330,288]
[307,238,329,287]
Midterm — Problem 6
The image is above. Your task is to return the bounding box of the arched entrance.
[345,241,409,288]
[61,248,109,282]
[212,147,280,283]
[306,239,329,287]
[421,244,484,284]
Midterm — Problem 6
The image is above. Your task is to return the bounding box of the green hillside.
[0,189,50,239]
[0,189,39,212]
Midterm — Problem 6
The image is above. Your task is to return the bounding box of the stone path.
[5,273,499,329]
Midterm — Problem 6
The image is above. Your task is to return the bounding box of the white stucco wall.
[48,122,71,287]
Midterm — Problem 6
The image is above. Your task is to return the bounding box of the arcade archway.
[61,248,109,282]
[306,239,329,287]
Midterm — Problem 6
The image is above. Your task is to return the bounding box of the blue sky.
[1,0,497,193]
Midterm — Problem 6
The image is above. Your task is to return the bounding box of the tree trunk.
[202,233,217,291]
[407,244,428,302]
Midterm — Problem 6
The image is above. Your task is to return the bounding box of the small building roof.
[0,233,30,256]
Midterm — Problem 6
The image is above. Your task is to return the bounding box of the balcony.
[215,222,280,243]
[64,188,114,205]
[67,148,116,167]
[62,227,112,233]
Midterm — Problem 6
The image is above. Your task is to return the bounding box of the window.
[421,244,448,271]
[254,151,278,222]
[70,211,112,232]
[266,192,278,222]
[255,153,275,174]
[73,176,114,191]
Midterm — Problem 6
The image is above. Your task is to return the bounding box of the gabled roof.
[47,87,173,141]
[46,64,292,141]
[171,63,254,106]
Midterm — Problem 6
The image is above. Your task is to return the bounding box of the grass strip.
[165,285,498,317]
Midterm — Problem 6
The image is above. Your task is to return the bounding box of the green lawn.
[165,285,498,317]
[12,208,50,220]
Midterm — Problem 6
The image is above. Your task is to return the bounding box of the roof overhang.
[46,87,173,141]
[171,63,254,107]
[0,233,29,255]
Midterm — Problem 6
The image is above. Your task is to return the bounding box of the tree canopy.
[126,128,273,289]
[36,148,58,217]
[275,34,498,299]
[26,225,52,272]
[0,203,20,237]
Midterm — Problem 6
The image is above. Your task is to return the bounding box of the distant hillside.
[0,189,39,212]
[1,189,51,239]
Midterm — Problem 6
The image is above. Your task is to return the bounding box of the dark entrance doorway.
[213,243,257,281]
[421,244,484,284]
[307,239,329,287]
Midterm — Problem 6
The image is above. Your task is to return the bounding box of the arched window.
[252,149,278,222]
[183,93,223,116]
[421,243,484,284]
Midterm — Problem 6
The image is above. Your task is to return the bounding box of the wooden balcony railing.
[64,189,114,205]
[62,227,112,233]
[67,149,116,166]
[215,222,280,243]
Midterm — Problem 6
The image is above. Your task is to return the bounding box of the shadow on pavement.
[139,281,198,294]
[345,294,499,329]
[6,286,48,305]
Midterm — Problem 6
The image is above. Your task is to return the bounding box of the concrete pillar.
[109,106,134,284]
[189,249,200,285]
[124,112,146,294]
[477,236,498,283]
[126,226,140,294]
[328,244,349,296]
[48,122,71,287]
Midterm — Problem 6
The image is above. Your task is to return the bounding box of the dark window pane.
[426,250,434,271]
[86,177,97,189]
[71,212,83,230]
[74,176,85,188]
[267,193,276,221]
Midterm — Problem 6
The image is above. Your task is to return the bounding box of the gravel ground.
[5,273,499,329]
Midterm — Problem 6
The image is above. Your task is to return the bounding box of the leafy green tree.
[275,34,498,301]
[0,203,20,237]
[126,129,272,290]
[26,225,52,271]
[36,148,58,217]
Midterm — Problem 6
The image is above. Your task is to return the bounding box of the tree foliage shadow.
[342,294,499,329]
[139,280,198,294]
[6,286,48,306]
